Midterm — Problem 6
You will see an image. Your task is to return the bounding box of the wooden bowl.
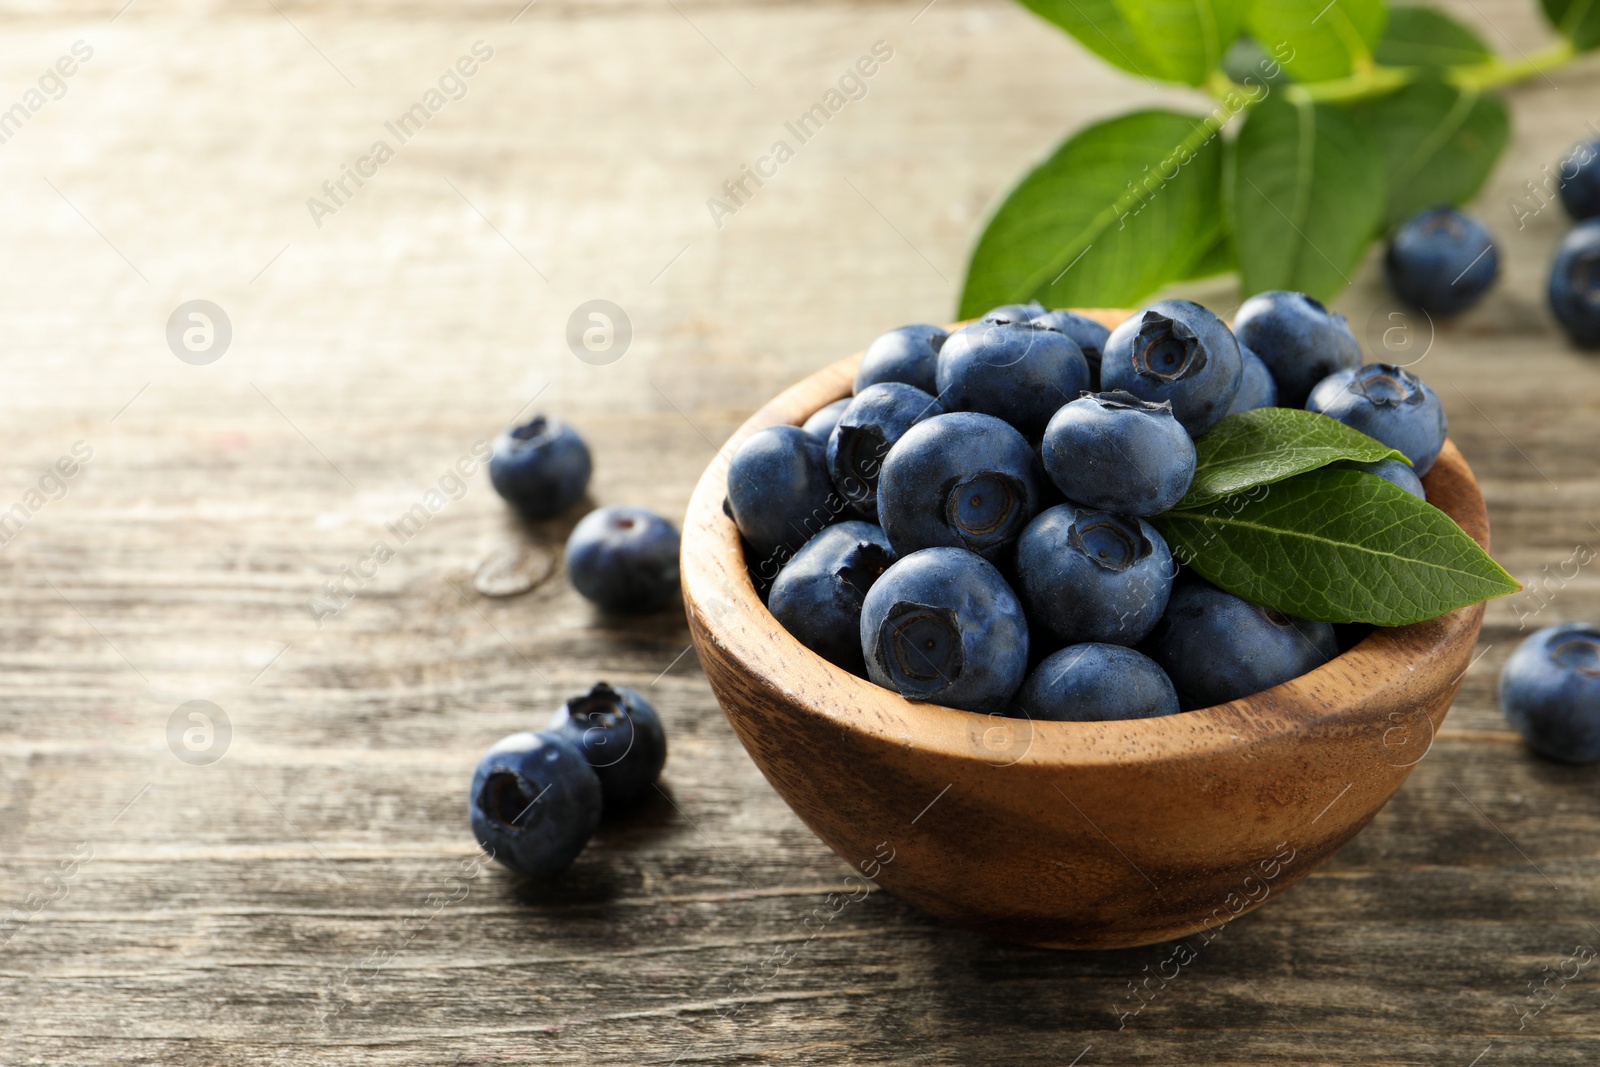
[680,311,1489,949]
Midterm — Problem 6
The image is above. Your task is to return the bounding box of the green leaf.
[959,110,1224,317]
[1373,6,1491,67]
[1018,0,1165,80]
[1177,230,1238,281]
[1227,95,1385,300]
[1247,0,1387,81]
[1153,468,1519,626]
[1180,408,1408,508]
[1352,81,1510,228]
[1115,0,1251,85]
[1542,0,1600,50]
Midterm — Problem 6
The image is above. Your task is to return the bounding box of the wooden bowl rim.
[681,311,1490,771]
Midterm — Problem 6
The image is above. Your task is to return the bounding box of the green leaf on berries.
[1352,81,1510,228]
[1115,0,1252,85]
[1542,0,1600,50]
[1018,0,1164,79]
[1246,0,1387,82]
[1153,468,1519,625]
[1374,6,1491,67]
[1227,95,1385,299]
[959,110,1224,316]
[1180,408,1408,508]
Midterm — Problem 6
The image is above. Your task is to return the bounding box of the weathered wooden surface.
[1,0,1598,1063]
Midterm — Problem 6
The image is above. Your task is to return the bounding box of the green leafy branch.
[959,0,1598,316]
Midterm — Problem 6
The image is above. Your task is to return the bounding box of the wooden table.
[2,1,1598,1063]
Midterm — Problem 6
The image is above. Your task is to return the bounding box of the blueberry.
[1335,457,1425,500]
[802,398,851,440]
[1499,623,1600,764]
[565,505,681,613]
[1548,218,1600,348]
[859,546,1028,712]
[1384,208,1498,317]
[1016,643,1179,721]
[1146,582,1338,709]
[876,411,1043,561]
[1031,310,1112,389]
[1100,299,1243,435]
[855,325,949,395]
[769,521,896,675]
[1558,140,1600,221]
[547,682,667,809]
[1306,363,1448,475]
[726,426,840,560]
[936,321,1091,436]
[469,731,601,877]
[1232,291,1362,408]
[489,416,592,519]
[1014,504,1173,646]
[980,301,1046,323]
[1226,344,1279,414]
[1040,391,1196,516]
[828,383,943,519]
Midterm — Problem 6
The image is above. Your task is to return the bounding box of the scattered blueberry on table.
[1384,207,1499,317]
[472,682,670,877]
[546,682,668,809]
[489,415,592,519]
[565,505,682,614]
[1558,139,1600,222]
[1500,624,1600,764]
[1548,218,1600,348]
[469,731,603,877]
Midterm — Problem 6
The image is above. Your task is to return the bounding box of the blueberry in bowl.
[680,309,1492,949]
[1100,299,1242,434]
[1231,290,1361,408]
[827,383,942,519]
[1306,363,1447,475]
[875,411,1043,562]
[768,521,896,675]
[1013,504,1173,646]
[935,319,1091,436]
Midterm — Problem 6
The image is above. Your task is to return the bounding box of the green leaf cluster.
[1148,409,1518,626]
[961,0,1580,315]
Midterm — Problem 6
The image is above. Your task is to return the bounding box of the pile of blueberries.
[468,683,667,875]
[1384,133,1600,344]
[726,292,1447,720]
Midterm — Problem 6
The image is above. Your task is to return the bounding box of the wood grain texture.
[0,0,1598,1063]
[682,326,1488,948]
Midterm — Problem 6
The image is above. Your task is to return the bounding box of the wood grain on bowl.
[681,310,1489,950]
